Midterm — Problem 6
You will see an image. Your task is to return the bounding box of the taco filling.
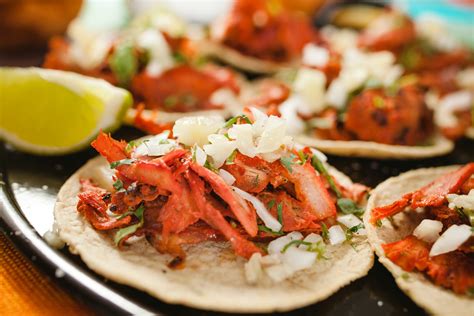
[75,109,368,282]
[211,0,321,63]
[370,163,474,295]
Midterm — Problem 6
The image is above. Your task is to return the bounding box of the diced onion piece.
[260,254,281,266]
[194,145,207,166]
[337,214,366,236]
[136,29,174,76]
[133,131,176,157]
[299,233,322,250]
[256,116,291,153]
[328,225,346,245]
[447,189,474,211]
[429,224,472,257]
[310,147,327,163]
[228,124,257,157]
[282,246,317,272]
[203,134,237,168]
[218,169,236,185]
[413,219,443,243]
[173,116,224,147]
[265,264,293,283]
[302,44,329,67]
[293,68,327,113]
[435,90,473,128]
[268,235,293,255]
[244,253,262,285]
[286,231,304,241]
[232,186,282,232]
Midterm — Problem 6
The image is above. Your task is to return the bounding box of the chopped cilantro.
[182,94,197,107]
[277,203,284,228]
[297,150,307,165]
[125,140,142,153]
[373,96,385,108]
[114,205,145,245]
[267,199,276,210]
[252,174,260,187]
[109,40,138,87]
[401,273,410,281]
[280,154,296,173]
[223,115,252,128]
[468,287,474,296]
[113,179,124,191]
[376,219,383,227]
[173,52,188,64]
[225,150,237,165]
[110,158,135,169]
[258,225,284,236]
[321,223,329,241]
[281,240,311,253]
[311,155,341,198]
[345,224,364,241]
[281,240,328,259]
[337,198,365,216]
[164,95,178,109]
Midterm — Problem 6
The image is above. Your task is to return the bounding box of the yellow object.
[0,67,132,155]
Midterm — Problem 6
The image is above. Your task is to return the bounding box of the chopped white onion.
[173,116,224,147]
[299,233,322,250]
[194,145,207,166]
[435,90,473,128]
[133,131,178,157]
[429,224,472,257]
[328,225,346,245]
[228,124,257,157]
[203,134,237,168]
[244,253,262,284]
[264,263,294,283]
[302,43,329,67]
[231,186,282,232]
[337,214,366,236]
[413,219,443,243]
[293,68,327,113]
[136,29,174,76]
[282,246,317,271]
[218,169,236,185]
[447,189,474,211]
[260,254,281,266]
[268,235,298,255]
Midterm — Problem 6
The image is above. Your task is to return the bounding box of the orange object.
[0,233,93,315]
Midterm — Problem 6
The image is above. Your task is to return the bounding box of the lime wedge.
[0,67,132,155]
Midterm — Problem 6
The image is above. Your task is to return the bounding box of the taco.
[43,9,245,129]
[54,109,374,312]
[201,0,322,74]
[364,164,474,315]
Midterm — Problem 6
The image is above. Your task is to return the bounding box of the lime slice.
[0,67,132,155]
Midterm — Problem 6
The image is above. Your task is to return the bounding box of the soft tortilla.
[197,40,297,74]
[364,166,473,316]
[296,134,454,159]
[54,156,373,313]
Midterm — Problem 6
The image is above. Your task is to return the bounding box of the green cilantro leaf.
[258,225,284,236]
[373,96,385,108]
[277,202,284,228]
[337,198,365,216]
[223,115,252,128]
[109,40,138,87]
[280,154,296,173]
[311,155,341,198]
[321,223,329,241]
[225,150,238,165]
[110,158,135,169]
[114,205,145,245]
[113,179,124,191]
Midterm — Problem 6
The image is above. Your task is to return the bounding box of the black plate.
[1,125,473,315]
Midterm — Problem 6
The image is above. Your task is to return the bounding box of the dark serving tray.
[1,124,473,315]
